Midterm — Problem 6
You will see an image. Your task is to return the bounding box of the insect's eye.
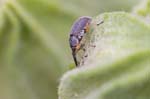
[70,36,79,47]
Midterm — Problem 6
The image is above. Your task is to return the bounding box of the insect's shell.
[69,16,92,49]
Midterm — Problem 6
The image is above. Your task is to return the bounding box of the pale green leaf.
[59,12,150,99]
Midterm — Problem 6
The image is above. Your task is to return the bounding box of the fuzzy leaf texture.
[59,1,150,99]
[0,0,143,99]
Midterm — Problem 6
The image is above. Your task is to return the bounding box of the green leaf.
[0,0,71,99]
[133,0,150,17]
[58,12,150,99]
[0,0,142,99]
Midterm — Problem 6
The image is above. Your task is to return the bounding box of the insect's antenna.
[97,20,104,26]
[72,51,78,66]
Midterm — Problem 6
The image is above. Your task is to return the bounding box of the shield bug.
[69,16,92,67]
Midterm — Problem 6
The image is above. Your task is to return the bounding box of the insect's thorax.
[69,29,85,49]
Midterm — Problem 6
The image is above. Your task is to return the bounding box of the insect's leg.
[84,22,90,33]
[80,44,86,52]
[90,44,96,48]
[76,43,86,52]
[75,43,84,52]
[72,51,78,66]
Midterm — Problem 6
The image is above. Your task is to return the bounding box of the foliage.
[59,0,150,99]
[59,12,150,99]
[0,0,142,99]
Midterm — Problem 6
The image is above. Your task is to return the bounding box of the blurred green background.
[0,0,140,99]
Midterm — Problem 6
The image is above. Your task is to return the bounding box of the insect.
[69,16,92,67]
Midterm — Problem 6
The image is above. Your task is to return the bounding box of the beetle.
[69,16,92,66]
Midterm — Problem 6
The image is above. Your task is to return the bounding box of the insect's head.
[69,35,79,51]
